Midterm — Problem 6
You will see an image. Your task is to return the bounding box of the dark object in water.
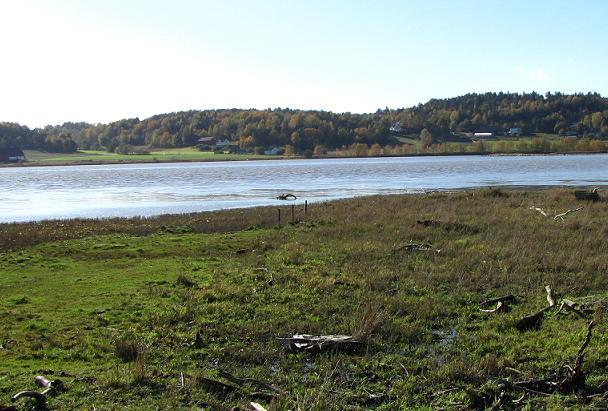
[276,193,297,200]
[574,188,600,201]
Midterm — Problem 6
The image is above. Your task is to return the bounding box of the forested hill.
[1,92,607,154]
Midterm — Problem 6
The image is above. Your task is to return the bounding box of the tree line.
[1,92,607,154]
[0,122,77,153]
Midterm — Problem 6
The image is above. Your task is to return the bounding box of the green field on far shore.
[20,148,277,166]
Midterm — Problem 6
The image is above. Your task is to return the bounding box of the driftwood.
[545,285,556,307]
[554,206,584,221]
[276,193,297,200]
[278,334,362,353]
[393,241,440,253]
[516,305,553,331]
[497,321,596,398]
[11,376,65,410]
[195,376,237,394]
[567,320,595,388]
[480,295,517,308]
[247,403,268,411]
[574,188,600,201]
[515,286,556,331]
[557,299,592,318]
[416,219,479,234]
[529,206,548,216]
[517,287,599,330]
[480,301,508,313]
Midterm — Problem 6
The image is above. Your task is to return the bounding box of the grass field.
[1,189,608,409]
[21,148,277,166]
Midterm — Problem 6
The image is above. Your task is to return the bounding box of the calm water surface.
[1,154,607,222]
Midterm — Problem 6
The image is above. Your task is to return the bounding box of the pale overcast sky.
[1,0,607,127]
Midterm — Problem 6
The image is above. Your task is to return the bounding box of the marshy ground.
[1,189,608,409]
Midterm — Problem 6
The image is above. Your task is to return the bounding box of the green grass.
[21,148,277,165]
[1,189,608,409]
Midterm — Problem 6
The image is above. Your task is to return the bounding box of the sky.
[1,0,607,127]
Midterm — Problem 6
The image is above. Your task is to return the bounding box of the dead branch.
[278,334,362,353]
[554,206,584,221]
[574,320,595,374]
[10,391,48,410]
[501,321,596,398]
[574,188,600,201]
[480,295,517,307]
[218,369,285,395]
[546,285,556,307]
[11,376,65,410]
[529,206,548,216]
[497,379,552,397]
[416,219,479,234]
[557,299,591,318]
[556,320,595,392]
[393,241,440,253]
[516,305,552,331]
[516,286,557,331]
[276,193,297,200]
[248,403,268,411]
[195,376,237,394]
[480,301,508,313]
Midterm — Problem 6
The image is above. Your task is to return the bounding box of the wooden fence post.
[278,208,281,226]
[305,200,308,214]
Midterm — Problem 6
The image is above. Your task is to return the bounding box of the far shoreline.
[2,149,607,169]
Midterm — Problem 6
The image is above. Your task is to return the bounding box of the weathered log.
[557,320,595,391]
[392,242,439,253]
[278,334,362,353]
[516,305,552,331]
[554,206,584,221]
[416,219,479,234]
[574,320,594,375]
[276,193,297,200]
[557,299,590,318]
[11,376,65,410]
[34,376,64,391]
[195,376,237,393]
[574,188,600,201]
[11,391,48,409]
[516,286,556,331]
[479,295,517,307]
[545,285,556,307]
[497,321,596,398]
[248,403,268,411]
[480,301,508,313]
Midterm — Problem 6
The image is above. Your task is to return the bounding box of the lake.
[1,154,607,223]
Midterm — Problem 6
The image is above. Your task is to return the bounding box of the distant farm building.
[507,127,522,136]
[197,137,239,153]
[197,136,218,150]
[264,147,283,155]
[389,122,404,133]
[473,125,499,137]
[0,148,25,162]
